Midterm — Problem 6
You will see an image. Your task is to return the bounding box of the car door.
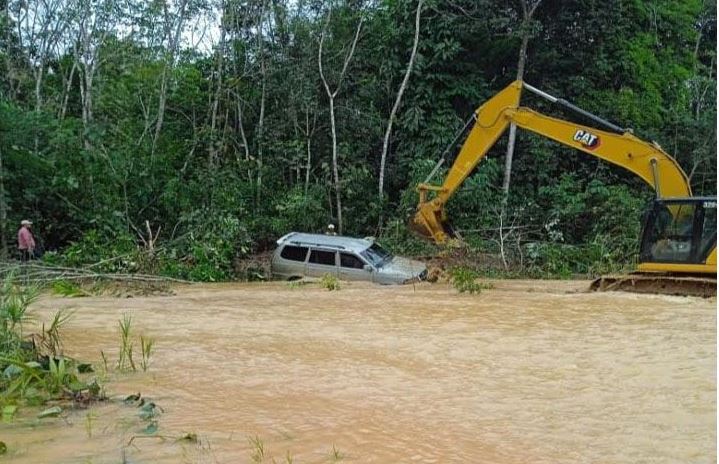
[305,248,338,278]
[338,252,372,282]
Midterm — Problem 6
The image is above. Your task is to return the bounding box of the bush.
[450,267,493,294]
[0,275,103,408]
[158,211,252,282]
[51,230,141,273]
[320,274,340,291]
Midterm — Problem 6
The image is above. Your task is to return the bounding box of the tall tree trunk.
[256,70,266,210]
[0,145,7,258]
[60,60,77,120]
[304,108,313,197]
[152,0,189,157]
[318,10,363,234]
[34,65,45,114]
[208,4,226,171]
[80,68,95,151]
[254,0,268,210]
[328,95,342,233]
[33,63,44,155]
[236,97,253,182]
[378,0,423,200]
[502,0,541,199]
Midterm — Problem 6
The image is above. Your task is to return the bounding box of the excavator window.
[641,199,717,265]
[700,203,717,258]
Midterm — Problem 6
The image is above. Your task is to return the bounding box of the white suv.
[271,232,427,285]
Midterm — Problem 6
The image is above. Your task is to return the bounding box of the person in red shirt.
[17,220,36,261]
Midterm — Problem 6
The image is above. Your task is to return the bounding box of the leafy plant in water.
[46,357,70,394]
[140,336,154,372]
[450,267,493,294]
[2,405,17,422]
[37,406,62,418]
[0,272,38,342]
[99,350,109,380]
[37,309,74,357]
[51,280,90,297]
[85,410,97,437]
[117,314,136,372]
[320,274,340,291]
[0,275,103,411]
[249,435,266,463]
[330,444,344,461]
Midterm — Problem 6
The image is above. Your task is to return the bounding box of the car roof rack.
[288,240,347,250]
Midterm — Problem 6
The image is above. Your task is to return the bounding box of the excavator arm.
[413,80,693,243]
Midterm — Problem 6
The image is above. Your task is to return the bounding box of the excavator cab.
[639,197,717,271]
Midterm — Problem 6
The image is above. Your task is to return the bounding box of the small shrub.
[51,280,91,298]
[450,267,493,294]
[117,314,135,372]
[320,274,340,291]
[140,336,154,372]
[330,444,344,461]
[37,309,74,357]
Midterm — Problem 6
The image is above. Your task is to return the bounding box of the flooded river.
[2,281,715,463]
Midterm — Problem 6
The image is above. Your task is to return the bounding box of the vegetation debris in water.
[320,274,341,291]
[37,406,62,418]
[0,274,105,415]
[450,267,494,294]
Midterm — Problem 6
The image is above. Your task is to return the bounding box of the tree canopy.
[0,0,715,279]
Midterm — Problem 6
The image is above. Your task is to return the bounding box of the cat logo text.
[573,130,600,150]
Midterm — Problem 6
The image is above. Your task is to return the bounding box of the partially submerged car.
[271,232,427,284]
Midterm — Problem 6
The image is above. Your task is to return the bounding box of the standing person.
[17,220,36,262]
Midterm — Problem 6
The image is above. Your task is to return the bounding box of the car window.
[340,253,365,269]
[309,249,336,266]
[280,245,308,262]
[360,243,393,267]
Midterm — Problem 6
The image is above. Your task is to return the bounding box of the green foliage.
[450,267,493,294]
[116,313,156,373]
[159,211,252,282]
[51,280,89,297]
[140,336,155,373]
[320,274,340,291]
[0,0,713,279]
[37,309,74,358]
[0,275,38,341]
[117,314,136,372]
[52,230,142,273]
[0,276,101,409]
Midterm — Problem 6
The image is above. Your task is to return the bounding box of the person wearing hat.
[325,224,337,236]
[17,220,36,262]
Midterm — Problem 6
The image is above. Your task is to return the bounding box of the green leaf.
[124,393,141,404]
[77,363,94,373]
[37,406,62,418]
[2,405,17,422]
[138,402,157,420]
[142,421,158,435]
[69,380,88,393]
[3,365,22,378]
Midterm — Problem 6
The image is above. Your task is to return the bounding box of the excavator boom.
[412,80,716,293]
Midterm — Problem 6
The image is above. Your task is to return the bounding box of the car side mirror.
[363,264,373,272]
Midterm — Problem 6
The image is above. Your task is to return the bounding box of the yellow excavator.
[412,80,717,296]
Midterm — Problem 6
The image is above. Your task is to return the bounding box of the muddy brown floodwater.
[1,280,715,463]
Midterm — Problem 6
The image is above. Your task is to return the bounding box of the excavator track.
[590,274,716,298]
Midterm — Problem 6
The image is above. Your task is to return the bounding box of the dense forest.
[0,0,716,280]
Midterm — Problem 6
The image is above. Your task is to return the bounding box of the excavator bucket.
[408,216,435,241]
[409,206,459,244]
[590,273,717,298]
